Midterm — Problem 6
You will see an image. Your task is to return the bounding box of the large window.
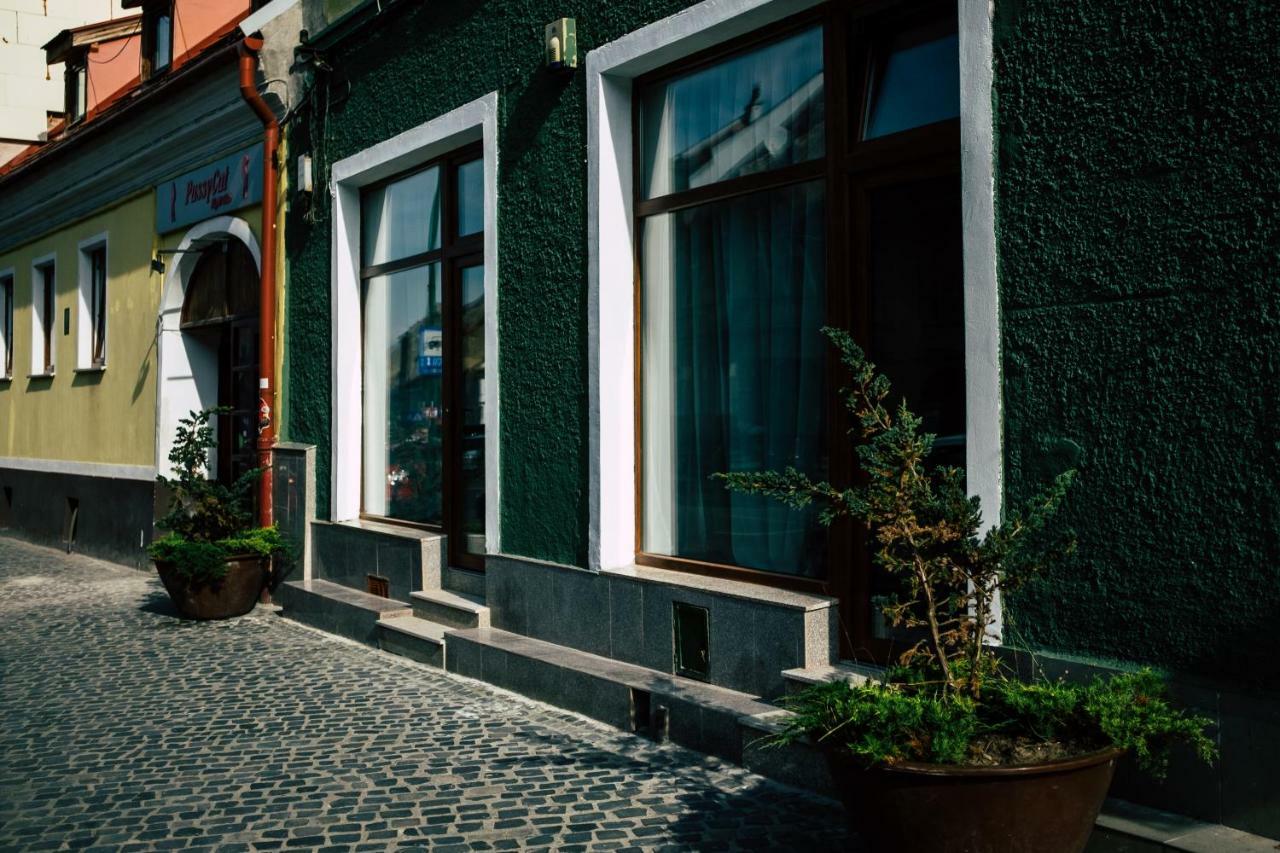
[360,145,487,568]
[635,0,963,615]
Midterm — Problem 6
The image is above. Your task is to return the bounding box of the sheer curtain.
[643,181,827,577]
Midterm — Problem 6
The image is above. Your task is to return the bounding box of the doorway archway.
[156,216,261,481]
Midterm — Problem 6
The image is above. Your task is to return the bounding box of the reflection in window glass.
[868,175,965,470]
[362,167,442,267]
[363,263,444,524]
[863,28,959,140]
[153,13,171,72]
[640,26,825,199]
[456,159,484,237]
[641,181,827,578]
[458,264,485,557]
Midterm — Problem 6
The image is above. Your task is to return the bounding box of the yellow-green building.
[0,16,282,566]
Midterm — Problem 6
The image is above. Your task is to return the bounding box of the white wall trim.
[154,216,262,477]
[0,265,13,379]
[329,91,501,554]
[239,0,298,35]
[76,231,109,370]
[0,456,156,482]
[585,0,1004,613]
[29,252,57,376]
[959,0,1004,641]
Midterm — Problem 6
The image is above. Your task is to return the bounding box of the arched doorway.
[155,216,261,487]
[180,239,259,485]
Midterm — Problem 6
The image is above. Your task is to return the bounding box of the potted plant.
[718,329,1214,853]
[148,408,288,620]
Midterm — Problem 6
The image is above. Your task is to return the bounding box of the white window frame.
[0,266,14,380]
[77,232,109,370]
[30,253,57,377]
[329,91,501,553]
[584,0,1002,634]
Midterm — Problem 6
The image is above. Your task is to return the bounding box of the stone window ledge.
[600,563,836,612]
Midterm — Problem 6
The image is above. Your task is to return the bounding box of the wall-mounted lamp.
[545,18,577,72]
[297,154,313,194]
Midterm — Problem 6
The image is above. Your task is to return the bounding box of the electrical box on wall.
[545,18,577,71]
[296,154,313,194]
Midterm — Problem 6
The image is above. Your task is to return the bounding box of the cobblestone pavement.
[0,537,855,852]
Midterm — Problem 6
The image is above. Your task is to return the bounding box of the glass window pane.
[641,181,827,578]
[867,174,965,469]
[456,159,483,237]
[862,26,959,140]
[362,263,444,524]
[361,166,442,267]
[639,26,825,199]
[154,14,171,71]
[458,263,485,558]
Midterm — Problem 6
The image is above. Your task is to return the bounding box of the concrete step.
[310,519,446,602]
[782,661,885,694]
[444,626,777,764]
[411,588,489,630]
[276,578,411,646]
[377,615,447,668]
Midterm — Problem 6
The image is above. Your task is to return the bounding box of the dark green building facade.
[271,0,1278,836]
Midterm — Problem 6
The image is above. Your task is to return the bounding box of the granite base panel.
[310,521,442,602]
[485,554,836,699]
[0,467,156,569]
[276,580,409,646]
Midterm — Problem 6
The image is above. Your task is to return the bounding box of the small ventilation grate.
[366,574,389,598]
[673,601,710,681]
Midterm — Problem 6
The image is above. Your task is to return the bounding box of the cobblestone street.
[0,538,853,852]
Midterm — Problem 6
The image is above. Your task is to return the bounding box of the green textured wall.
[285,0,690,567]
[995,0,1280,687]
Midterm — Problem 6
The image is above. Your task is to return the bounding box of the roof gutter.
[238,35,279,556]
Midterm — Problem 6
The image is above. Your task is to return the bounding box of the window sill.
[600,563,836,612]
[26,371,55,379]
[0,374,11,384]
[73,365,106,374]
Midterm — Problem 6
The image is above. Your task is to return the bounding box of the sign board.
[156,144,263,233]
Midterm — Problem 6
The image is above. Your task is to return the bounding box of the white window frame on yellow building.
[30,253,57,378]
[76,232,109,371]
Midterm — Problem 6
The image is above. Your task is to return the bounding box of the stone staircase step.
[378,615,447,668]
[444,627,776,764]
[276,578,411,646]
[782,661,885,694]
[310,519,446,602]
[411,589,489,630]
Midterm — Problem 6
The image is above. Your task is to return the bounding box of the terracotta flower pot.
[154,555,266,620]
[829,747,1124,853]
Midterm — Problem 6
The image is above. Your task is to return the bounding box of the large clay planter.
[830,747,1124,853]
[154,555,266,620]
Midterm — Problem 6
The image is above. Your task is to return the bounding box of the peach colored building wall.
[87,33,141,112]
[172,0,249,66]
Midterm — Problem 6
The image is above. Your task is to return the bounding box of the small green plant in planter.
[148,408,290,619]
[718,329,1214,853]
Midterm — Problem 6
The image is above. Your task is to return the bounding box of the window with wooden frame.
[633,0,962,656]
[0,273,13,379]
[358,143,488,570]
[65,56,88,124]
[32,260,56,375]
[78,239,108,369]
[139,1,173,81]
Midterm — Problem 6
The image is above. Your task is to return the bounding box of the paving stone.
[0,538,854,851]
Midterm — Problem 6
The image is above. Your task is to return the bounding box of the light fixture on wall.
[545,18,577,72]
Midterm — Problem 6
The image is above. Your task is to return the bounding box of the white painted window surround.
[0,266,13,379]
[329,91,501,554]
[76,232,109,370]
[585,0,1002,633]
[29,252,56,376]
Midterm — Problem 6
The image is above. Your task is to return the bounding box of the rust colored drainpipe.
[238,36,278,570]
